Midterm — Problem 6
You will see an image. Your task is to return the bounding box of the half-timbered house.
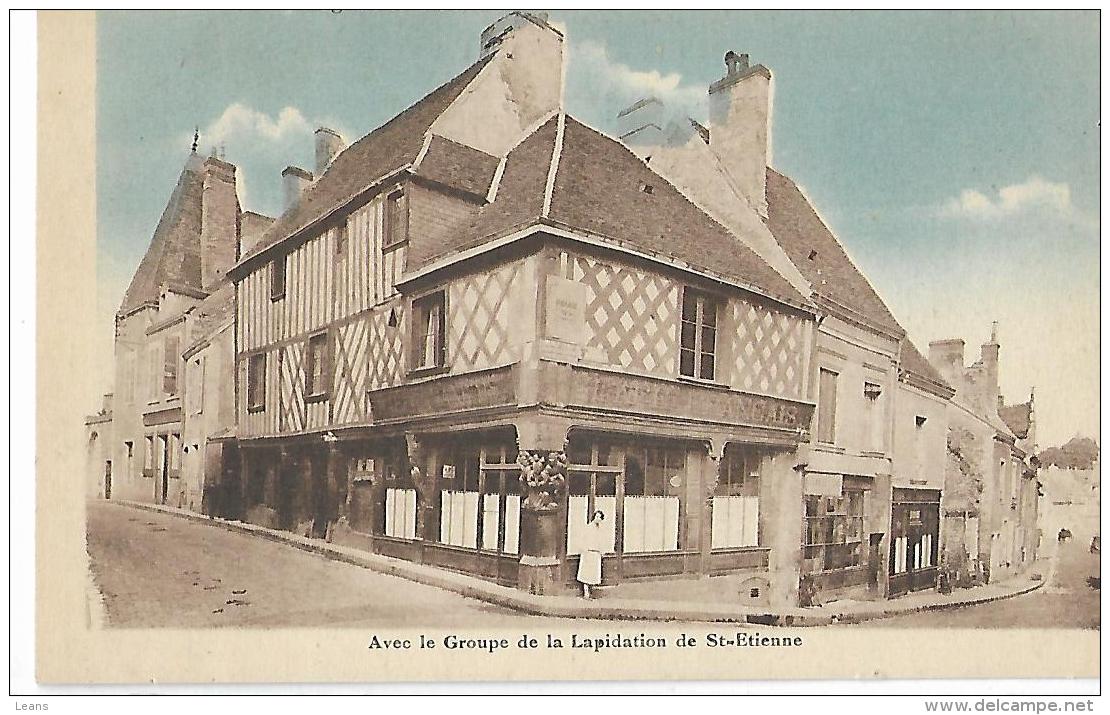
[227,13,824,602]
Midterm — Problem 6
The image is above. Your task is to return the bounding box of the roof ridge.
[541,112,566,218]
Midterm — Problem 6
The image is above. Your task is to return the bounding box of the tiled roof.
[186,281,235,351]
[238,54,494,265]
[765,168,952,391]
[118,157,205,314]
[415,135,500,199]
[765,169,902,334]
[409,115,807,308]
[405,114,556,270]
[548,118,805,306]
[999,402,1032,439]
[899,339,953,396]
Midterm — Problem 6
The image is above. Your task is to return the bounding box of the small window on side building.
[382,189,408,250]
[817,368,838,444]
[412,291,446,371]
[305,332,330,398]
[270,256,287,300]
[247,353,266,411]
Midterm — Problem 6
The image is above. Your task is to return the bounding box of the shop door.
[889,502,939,597]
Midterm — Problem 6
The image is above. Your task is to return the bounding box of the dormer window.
[270,255,286,301]
[383,189,408,250]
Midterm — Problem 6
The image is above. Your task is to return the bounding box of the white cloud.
[567,40,706,127]
[940,176,1074,220]
[179,103,352,217]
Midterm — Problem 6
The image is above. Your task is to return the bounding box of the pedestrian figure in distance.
[577,510,606,599]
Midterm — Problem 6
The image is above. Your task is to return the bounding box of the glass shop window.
[623,445,684,553]
[711,447,761,549]
[566,438,618,556]
[803,489,866,572]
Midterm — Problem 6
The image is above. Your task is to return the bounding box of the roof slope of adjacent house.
[119,157,205,314]
[411,115,809,309]
[999,401,1033,439]
[765,168,952,391]
[238,54,495,265]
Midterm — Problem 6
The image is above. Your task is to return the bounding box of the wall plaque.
[544,276,586,344]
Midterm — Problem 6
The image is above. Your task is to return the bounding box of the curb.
[103,499,1046,627]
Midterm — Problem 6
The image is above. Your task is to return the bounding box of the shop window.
[305,332,330,399]
[679,288,719,380]
[439,447,480,548]
[623,446,684,553]
[480,447,522,555]
[817,369,838,444]
[803,489,865,572]
[384,461,418,540]
[382,189,409,250]
[711,448,761,548]
[247,353,266,412]
[270,256,286,301]
[567,439,618,556]
[411,291,446,371]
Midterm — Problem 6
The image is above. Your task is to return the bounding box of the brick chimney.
[479,11,555,58]
[200,156,240,290]
[617,97,667,153]
[281,165,313,213]
[708,51,772,217]
[928,338,966,386]
[980,322,1001,412]
[314,127,344,176]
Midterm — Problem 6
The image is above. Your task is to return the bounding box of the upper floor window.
[679,288,719,380]
[305,332,330,399]
[270,256,286,301]
[247,353,266,412]
[817,368,838,444]
[863,381,884,452]
[163,335,179,396]
[334,221,349,262]
[382,189,408,250]
[189,356,206,415]
[412,291,446,371]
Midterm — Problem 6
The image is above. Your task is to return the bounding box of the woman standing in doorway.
[577,510,606,598]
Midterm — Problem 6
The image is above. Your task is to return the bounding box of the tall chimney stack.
[281,165,313,213]
[199,156,240,290]
[314,127,344,176]
[708,50,772,217]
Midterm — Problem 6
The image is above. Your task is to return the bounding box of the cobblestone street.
[86,501,588,628]
[842,538,1100,629]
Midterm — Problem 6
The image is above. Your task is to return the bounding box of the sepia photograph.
[22,7,1101,696]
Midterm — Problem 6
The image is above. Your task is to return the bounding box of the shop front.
[800,473,884,599]
[888,487,941,597]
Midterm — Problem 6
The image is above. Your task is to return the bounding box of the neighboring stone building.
[929,325,1040,584]
[107,146,270,511]
[84,393,114,499]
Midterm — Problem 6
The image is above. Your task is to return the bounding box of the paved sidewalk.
[109,499,1047,627]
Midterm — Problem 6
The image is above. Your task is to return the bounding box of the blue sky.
[95,10,1099,445]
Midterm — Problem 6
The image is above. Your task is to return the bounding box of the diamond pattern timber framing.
[279,343,306,433]
[333,320,369,425]
[731,301,806,399]
[447,262,522,374]
[367,306,405,391]
[570,254,678,378]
